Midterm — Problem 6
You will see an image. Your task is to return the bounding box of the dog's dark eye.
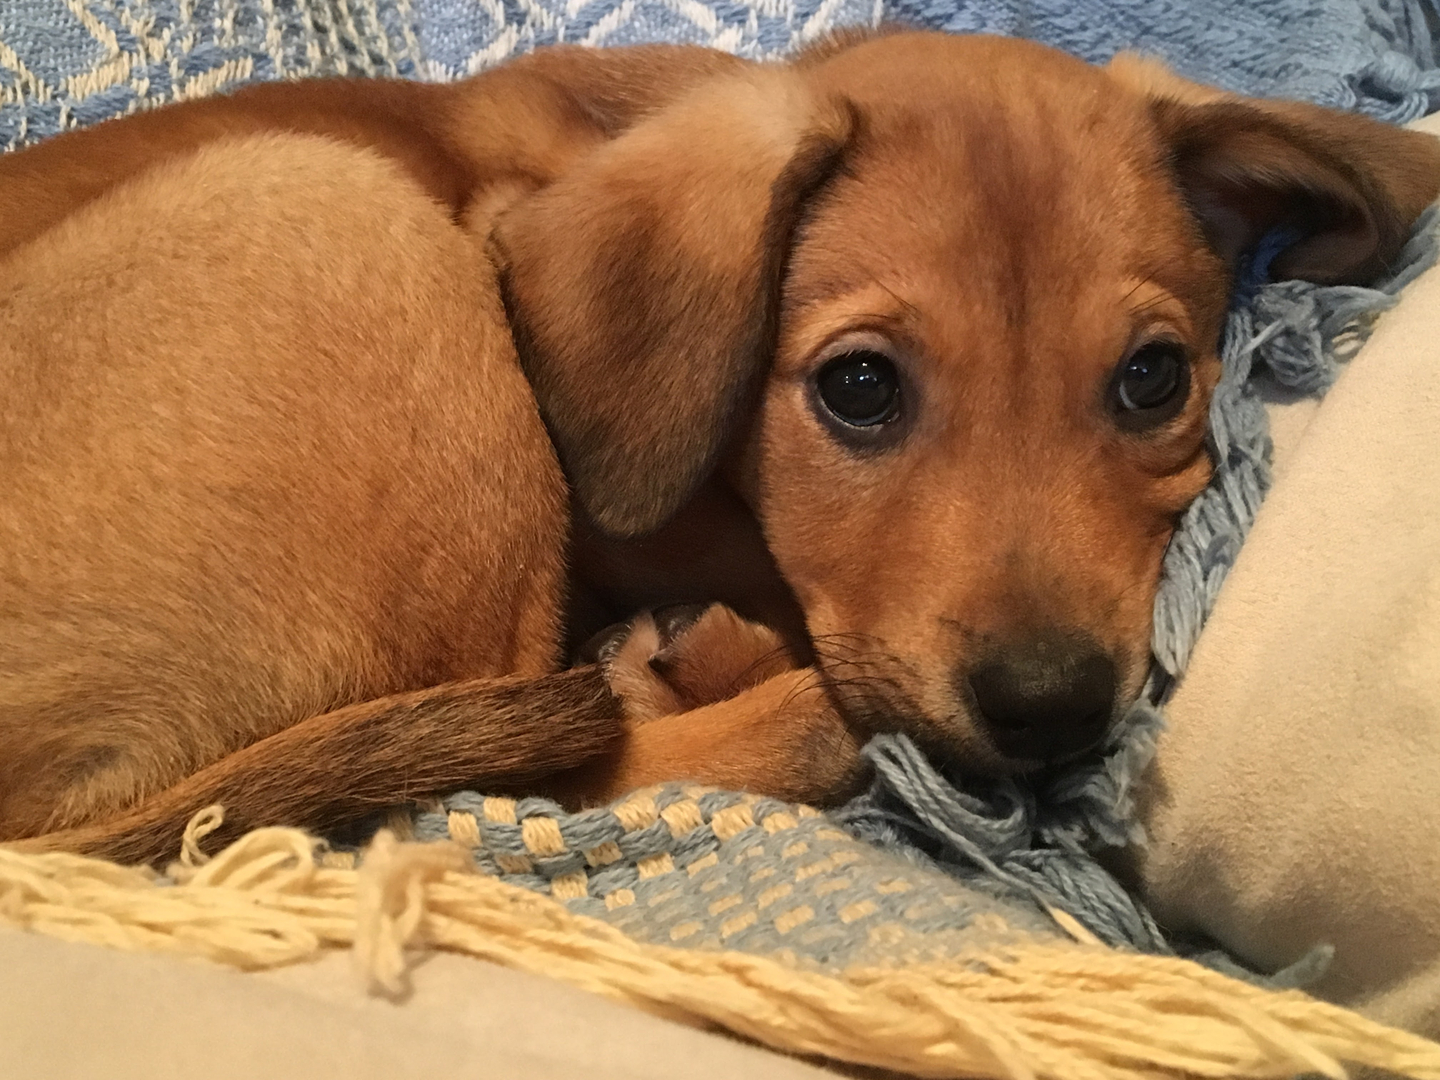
[816,351,900,427]
[1110,341,1189,429]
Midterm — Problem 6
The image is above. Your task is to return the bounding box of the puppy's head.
[494,31,1440,772]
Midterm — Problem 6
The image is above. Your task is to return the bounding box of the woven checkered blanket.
[401,784,1063,966]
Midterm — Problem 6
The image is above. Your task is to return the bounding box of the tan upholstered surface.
[0,925,843,1080]
[1136,112,1440,1038]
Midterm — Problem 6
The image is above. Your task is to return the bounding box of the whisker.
[727,644,802,697]
[1129,293,1174,319]
[776,665,835,716]
[871,278,922,321]
[795,631,932,742]
[1121,275,1157,307]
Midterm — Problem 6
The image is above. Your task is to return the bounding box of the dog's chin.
[893,706,1125,781]
[822,685,1037,776]
[820,677,1128,778]
[862,708,1019,778]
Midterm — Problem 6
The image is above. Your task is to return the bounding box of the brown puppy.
[2,31,1436,862]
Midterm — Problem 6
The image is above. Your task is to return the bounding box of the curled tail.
[8,666,621,866]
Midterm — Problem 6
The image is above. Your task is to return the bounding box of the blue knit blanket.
[2,0,1438,977]
[415,0,1440,121]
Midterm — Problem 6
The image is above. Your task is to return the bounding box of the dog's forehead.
[795,121,1163,297]
[802,44,1171,259]
[804,30,1112,100]
[786,39,1219,346]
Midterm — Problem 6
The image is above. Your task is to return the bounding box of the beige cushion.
[1135,112,1440,1037]
[0,926,842,1080]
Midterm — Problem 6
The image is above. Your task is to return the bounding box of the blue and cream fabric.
[406,783,1065,966]
[0,0,418,150]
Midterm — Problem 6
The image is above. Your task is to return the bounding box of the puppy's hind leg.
[0,132,569,838]
[582,602,802,720]
[556,604,870,807]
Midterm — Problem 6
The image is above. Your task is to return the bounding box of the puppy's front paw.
[590,603,798,722]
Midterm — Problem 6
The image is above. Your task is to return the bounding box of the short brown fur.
[2,32,1436,864]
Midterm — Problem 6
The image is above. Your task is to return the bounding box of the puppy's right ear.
[491,70,855,537]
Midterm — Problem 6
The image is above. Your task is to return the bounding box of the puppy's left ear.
[491,70,856,537]
[1112,54,1440,284]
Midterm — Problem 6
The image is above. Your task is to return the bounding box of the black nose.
[964,635,1117,762]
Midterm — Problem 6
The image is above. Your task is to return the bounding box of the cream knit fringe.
[3,811,1438,1080]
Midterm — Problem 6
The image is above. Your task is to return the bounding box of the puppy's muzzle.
[961,633,1117,763]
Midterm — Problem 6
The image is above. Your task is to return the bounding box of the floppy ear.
[491,70,855,537]
[1111,54,1440,284]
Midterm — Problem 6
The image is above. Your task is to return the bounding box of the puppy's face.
[496,31,1440,775]
[741,45,1226,769]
